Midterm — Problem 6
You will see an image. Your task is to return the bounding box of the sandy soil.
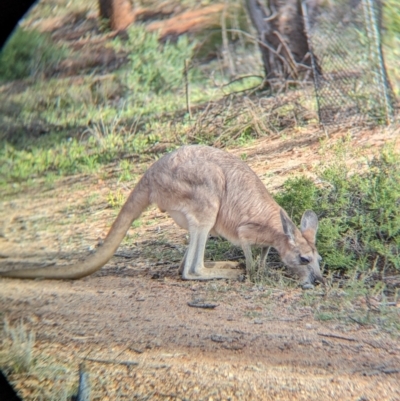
[1,127,399,400]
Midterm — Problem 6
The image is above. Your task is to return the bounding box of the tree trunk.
[245,0,317,83]
[98,0,135,31]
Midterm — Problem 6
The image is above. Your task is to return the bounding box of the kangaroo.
[0,145,324,288]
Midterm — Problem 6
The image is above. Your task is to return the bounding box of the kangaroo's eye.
[300,256,310,265]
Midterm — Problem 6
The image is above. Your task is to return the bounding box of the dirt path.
[2,276,400,400]
[1,127,399,400]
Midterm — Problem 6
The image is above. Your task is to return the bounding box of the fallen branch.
[129,347,144,354]
[85,357,139,367]
[317,332,357,342]
[382,368,400,374]
[114,252,137,258]
[273,30,298,78]
[348,315,368,326]
[187,301,218,309]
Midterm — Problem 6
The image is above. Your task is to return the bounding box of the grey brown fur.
[0,145,324,287]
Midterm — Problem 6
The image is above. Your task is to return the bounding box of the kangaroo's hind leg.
[168,206,242,280]
[260,246,270,269]
[181,224,242,280]
[179,243,240,275]
[178,249,187,275]
[177,205,242,280]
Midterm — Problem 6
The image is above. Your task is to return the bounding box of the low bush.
[0,27,67,81]
[113,25,196,94]
[276,146,400,274]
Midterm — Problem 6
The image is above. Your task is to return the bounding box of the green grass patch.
[0,18,282,189]
[0,131,144,185]
[300,274,400,334]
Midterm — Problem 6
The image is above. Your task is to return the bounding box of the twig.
[263,5,278,22]
[379,302,397,306]
[85,357,139,366]
[184,59,192,119]
[156,392,182,399]
[225,28,293,73]
[348,315,368,326]
[163,243,184,252]
[129,347,144,354]
[220,74,264,88]
[225,255,245,261]
[382,368,400,374]
[187,302,219,309]
[221,83,265,97]
[114,252,137,258]
[317,332,357,342]
[273,30,299,78]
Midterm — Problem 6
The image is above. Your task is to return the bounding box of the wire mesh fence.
[302,0,394,125]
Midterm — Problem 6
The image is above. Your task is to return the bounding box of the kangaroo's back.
[140,146,282,247]
[145,145,276,207]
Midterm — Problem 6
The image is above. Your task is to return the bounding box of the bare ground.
[1,127,400,400]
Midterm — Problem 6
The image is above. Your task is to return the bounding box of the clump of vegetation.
[276,145,400,275]
[0,27,67,81]
[0,319,35,374]
[0,119,161,185]
[382,0,400,96]
[113,25,196,94]
[383,0,400,40]
[0,319,76,400]
[107,188,125,209]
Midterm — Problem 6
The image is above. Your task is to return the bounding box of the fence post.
[361,0,394,125]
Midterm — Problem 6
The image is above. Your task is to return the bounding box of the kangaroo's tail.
[0,177,150,279]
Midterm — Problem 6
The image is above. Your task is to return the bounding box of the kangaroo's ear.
[280,209,296,243]
[300,210,319,244]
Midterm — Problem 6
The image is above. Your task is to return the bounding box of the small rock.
[211,334,229,343]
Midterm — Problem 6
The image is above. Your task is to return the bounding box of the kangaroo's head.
[279,209,324,289]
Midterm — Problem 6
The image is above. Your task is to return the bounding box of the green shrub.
[382,0,400,96]
[113,25,196,94]
[0,27,67,81]
[383,0,400,38]
[275,146,400,274]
